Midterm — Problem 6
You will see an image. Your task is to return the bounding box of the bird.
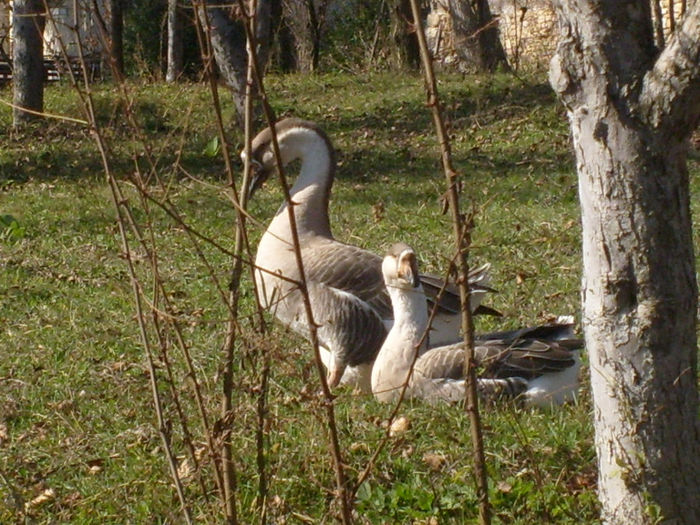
[243,117,496,389]
[372,242,582,406]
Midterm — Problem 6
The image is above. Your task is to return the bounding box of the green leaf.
[203,136,220,158]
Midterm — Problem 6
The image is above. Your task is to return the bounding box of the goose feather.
[246,118,495,387]
[372,242,582,406]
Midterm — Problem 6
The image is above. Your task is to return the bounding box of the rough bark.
[108,0,124,76]
[390,0,420,69]
[200,0,271,125]
[166,0,184,82]
[12,0,45,125]
[278,0,328,72]
[272,0,296,72]
[549,1,700,523]
[445,0,509,72]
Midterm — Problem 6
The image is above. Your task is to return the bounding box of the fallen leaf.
[389,416,410,437]
[497,481,513,493]
[25,488,55,511]
[422,452,446,471]
[177,456,195,483]
[372,201,385,222]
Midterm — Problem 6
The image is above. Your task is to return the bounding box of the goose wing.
[303,281,387,368]
[419,264,500,316]
[476,323,580,346]
[414,337,579,382]
[303,240,496,321]
[414,343,466,380]
[301,239,392,319]
[475,338,578,380]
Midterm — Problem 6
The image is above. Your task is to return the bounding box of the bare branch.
[640,1,700,134]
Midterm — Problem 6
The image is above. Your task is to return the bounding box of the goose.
[372,243,582,406]
[244,118,495,389]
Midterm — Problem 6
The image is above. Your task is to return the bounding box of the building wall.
[0,1,106,59]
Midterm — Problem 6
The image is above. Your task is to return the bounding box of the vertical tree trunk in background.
[272,0,296,72]
[200,0,271,126]
[446,0,509,72]
[166,0,184,82]
[109,0,124,76]
[390,0,419,69]
[550,1,700,523]
[303,0,328,71]
[12,0,45,125]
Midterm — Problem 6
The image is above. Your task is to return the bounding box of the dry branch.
[407,0,490,523]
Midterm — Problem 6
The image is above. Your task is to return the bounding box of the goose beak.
[247,159,268,200]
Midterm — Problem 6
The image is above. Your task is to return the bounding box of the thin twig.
[234,1,352,521]
[406,0,491,523]
[190,2,242,522]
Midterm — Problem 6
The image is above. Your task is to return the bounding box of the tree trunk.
[445,0,509,73]
[109,0,124,77]
[390,0,419,69]
[200,0,271,126]
[272,0,296,72]
[166,0,184,82]
[549,1,700,523]
[12,0,45,125]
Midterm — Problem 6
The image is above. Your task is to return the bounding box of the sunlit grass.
[1,71,698,523]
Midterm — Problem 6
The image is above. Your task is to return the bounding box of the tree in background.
[444,0,508,72]
[12,0,45,126]
[280,0,330,72]
[108,0,124,77]
[199,0,272,125]
[166,0,184,81]
[549,1,700,522]
[390,0,419,69]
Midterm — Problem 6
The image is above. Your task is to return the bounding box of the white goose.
[244,118,495,390]
[372,243,582,406]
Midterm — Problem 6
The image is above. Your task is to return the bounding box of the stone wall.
[428,0,689,71]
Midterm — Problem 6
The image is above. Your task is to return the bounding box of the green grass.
[0,72,697,523]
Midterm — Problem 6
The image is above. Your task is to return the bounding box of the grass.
[0,71,697,523]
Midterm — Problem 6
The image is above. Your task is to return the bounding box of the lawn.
[1,71,697,523]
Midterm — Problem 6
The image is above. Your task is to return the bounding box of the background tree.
[549,1,700,523]
[12,0,45,125]
[199,0,272,125]
[271,0,297,71]
[166,0,184,81]
[390,0,419,68]
[444,0,509,72]
[108,0,124,76]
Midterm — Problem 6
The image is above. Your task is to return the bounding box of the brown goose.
[244,118,494,389]
[372,243,582,406]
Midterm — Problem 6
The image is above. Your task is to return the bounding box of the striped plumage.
[245,118,494,388]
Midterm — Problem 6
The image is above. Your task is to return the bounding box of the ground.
[1,71,697,523]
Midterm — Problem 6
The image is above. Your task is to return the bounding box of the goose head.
[382,243,421,290]
[242,118,335,199]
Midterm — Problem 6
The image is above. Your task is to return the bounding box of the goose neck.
[275,135,334,236]
[387,284,430,347]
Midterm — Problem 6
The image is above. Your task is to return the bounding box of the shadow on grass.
[1,74,560,189]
